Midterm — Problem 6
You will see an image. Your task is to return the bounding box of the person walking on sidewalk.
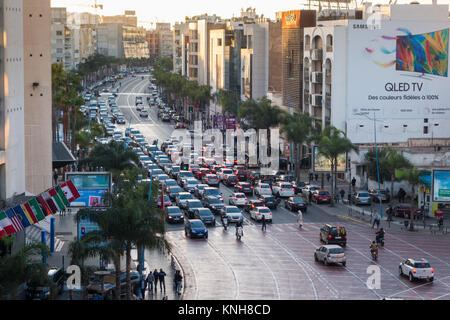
[261,214,267,232]
[53,170,59,186]
[340,189,345,202]
[386,205,393,222]
[174,270,183,295]
[159,268,167,292]
[153,269,159,293]
[372,211,381,229]
[146,271,154,293]
[351,177,356,191]
[297,209,303,229]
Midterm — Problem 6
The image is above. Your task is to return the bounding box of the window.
[423,126,429,134]
[247,35,252,49]
[424,118,428,123]
[217,38,222,46]
[56,31,62,36]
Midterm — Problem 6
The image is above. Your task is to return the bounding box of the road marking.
[271,225,283,232]
[287,225,301,232]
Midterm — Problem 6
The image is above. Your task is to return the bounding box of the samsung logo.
[352,24,369,29]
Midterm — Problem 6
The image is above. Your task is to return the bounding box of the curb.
[339,215,371,227]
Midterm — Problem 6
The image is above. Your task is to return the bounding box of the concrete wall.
[0,0,26,200]
[23,0,52,196]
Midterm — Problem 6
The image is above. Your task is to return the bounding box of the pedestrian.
[153,269,159,293]
[308,190,312,204]
[159,268,166,292]
[386,205,393,222]
[351,177,356,191]
[315,173,319,182]
[372,211,381,229]
[309,172,314,183]
[174,270,183,295]
[146,271,154,293]
[140,277,147,299]
[53,170,58,186]
[261,214,266,232]
[326,173,330,182]
[438,216,444,229]
[340,189,345,201]
[297,209,303,229]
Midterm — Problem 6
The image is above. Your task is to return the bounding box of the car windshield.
[179,194,193,200]
[170,187,183,193]
[198,210,212,216]
[293,198,304,203]
[166,180,177,186]
[261,184,269,188]
[228,176,237,180]
[414,262,431,268]
[187,180,199,185]
[359,193,369,197]
[319,191,329,195]
[227,207,240,213]
[329,248,345,254]
[264,197,275,202]
[189,201,202,208]
[209,198,222,204]
[161,196,170,202]
[205,189,220,196]
[167,207,181,214]
[281,184,292,188]
[190,221,204,228]
[259,208,271,213]
[330,227,346,236]
[236,194,245,198]
[181,172,194,178]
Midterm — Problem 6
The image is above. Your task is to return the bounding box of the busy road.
[96,74,450,300]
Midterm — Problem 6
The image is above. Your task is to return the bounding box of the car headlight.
[168,216,173,219]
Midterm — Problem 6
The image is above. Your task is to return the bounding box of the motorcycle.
[376,236,385,247]
[371,249,378,261]
[236,226,243,240]
[222,217,228,231]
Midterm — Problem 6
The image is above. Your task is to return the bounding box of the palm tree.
[238,97,285,129]
[215,89,239,116]
[386,149,412,201]
[395,167,429,231]
[317,126,359,206]
[281,112,314,181]
[0,242,50,299]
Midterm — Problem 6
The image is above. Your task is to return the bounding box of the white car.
[272,182,295,198]
[228,193,248,206]
[314,245,346,266]
[254,183,272,196]
[217,168,234,181]
[250,207,273,223]
[399,258,434,282]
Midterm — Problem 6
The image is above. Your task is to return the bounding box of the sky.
[51,0,444,27]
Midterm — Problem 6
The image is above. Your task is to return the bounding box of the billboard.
[347,21,450,120]
[432,170,450,202]
[313,146,347,172]
[65,172,112,207]
[282,10,301,29]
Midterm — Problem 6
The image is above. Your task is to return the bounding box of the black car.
[258,195,279,210]
[185,199,204,219]
[234,182,254,195]
[319,224,347,247]
[202,196,224,214]
[25,267,65,300]
[244,199,266,213]
[284,197,307,212]
[165,206,184,224]
[223,174,238,186]
[184,219,208,239]
[194,208,216,226]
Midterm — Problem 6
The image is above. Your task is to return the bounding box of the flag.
[13,205,32,229]
[0,211,15,235]
[37,195,54,216]
[55,185,70,207]
[0,226,5,239]
[60,180,80,202]
[28,198,46,222]
[48,188,66,211]
[21,203,38,224]
[5,208,24,232]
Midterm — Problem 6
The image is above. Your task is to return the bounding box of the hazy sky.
[51,0,443,27]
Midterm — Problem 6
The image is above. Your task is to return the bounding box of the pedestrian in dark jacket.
[174,270,183,295]
[159,268,166,292]
[261,214,266,231]
[146,271,154,293]
[153,269,159,292]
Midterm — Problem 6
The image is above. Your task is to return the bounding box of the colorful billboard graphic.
[65,172,111,207]
[313,146,347,173]
[396,29,448,77]
[432,170,450,202]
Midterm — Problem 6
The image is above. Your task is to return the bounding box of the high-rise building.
[51,7,73,69]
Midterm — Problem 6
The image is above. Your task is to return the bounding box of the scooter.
[222,217,228,231]
[371,249,378,261]
[236,226,243,240]
[376,236,385,247]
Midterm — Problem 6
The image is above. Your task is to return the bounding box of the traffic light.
[189,106,193,113]
[181,163,189,171]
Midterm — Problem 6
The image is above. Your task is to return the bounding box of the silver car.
[314,245,346,266]
[221,206,243,224]
[351,191,372,206]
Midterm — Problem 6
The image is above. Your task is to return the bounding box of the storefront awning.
[52,141,76,169]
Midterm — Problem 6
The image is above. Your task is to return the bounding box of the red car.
[195,168,211,180]
[189,164,200,175]
[156,195,172,208]
[175,122,186,129]
[312,190,332,204]
[394,204,412,218]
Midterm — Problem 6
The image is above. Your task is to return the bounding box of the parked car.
[272,182,295,198]
[202,196,225,214]
[393,203,412,218]
[284,197,308,212]
[254,183,272,196]
[312,190,332,204]
[368,189,391,203]
[399,258,434,282]
[244,199,265,213]
[314,245,346,266]
[228,193,248,206]
[223,174,238,186]
[350,191,372,206]
[220,206,243,224]
[185,199,204,219]
[319,224,347,247]
[184,219,208,239]
[249,207,273,223]
[258,195,279,210]
[165,206,184,224]
[234,182,253,195]
[202,174,220,187]
[194,208,216,226]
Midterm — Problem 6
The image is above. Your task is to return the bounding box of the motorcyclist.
[221,213,228,229]
[376,228,385,243]
[235,220,243,236]
[370,241,378,255]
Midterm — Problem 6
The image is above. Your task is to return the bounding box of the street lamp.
[356,112,384,219]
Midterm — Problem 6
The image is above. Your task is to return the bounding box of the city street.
[113,76,450,300]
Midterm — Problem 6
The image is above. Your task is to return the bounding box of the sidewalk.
[43,210,185,300]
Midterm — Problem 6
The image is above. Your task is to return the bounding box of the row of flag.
[0,180,81,239]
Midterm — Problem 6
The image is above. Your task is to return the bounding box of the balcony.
[311,94,322,107]
[326,45,333,52]
[313,108,322,119]
[311,72,323,83]
[303,93,310,105]
[311,49,323,61]
[304,72,310,82]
